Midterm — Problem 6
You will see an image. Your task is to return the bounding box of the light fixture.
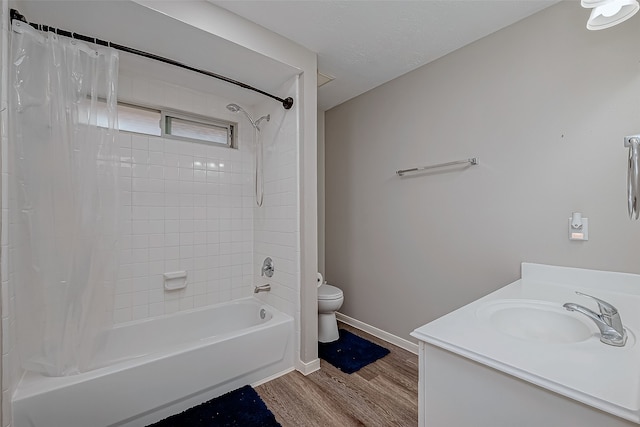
[582,0,613,7]
[582,0,640,30]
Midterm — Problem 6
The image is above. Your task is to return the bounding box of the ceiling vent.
[317,71,335,88]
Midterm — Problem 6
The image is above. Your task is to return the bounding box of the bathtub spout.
[254,284,271,293]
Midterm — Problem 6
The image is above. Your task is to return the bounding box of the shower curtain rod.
[9,9,295,110]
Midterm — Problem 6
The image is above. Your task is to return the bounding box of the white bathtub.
[12,297,294,427]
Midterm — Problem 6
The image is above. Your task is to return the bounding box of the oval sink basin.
[476,300,594,344]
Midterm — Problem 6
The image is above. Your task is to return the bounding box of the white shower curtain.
[9,21,120,376]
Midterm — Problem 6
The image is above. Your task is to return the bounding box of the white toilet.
[318,281,344,343]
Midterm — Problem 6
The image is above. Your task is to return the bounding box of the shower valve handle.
[261,257,274,278]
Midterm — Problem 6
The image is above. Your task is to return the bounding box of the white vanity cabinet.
[414,341,637,427]
[411,263,640,427]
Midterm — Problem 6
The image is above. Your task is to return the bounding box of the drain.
[260,308,266,319]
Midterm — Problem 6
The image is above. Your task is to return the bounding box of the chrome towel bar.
[625,135,640,219]
[396,157,479,176]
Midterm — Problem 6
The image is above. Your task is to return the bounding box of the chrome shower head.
[227,104,256,127]
[225,102,269,130]
[226,103,255,126]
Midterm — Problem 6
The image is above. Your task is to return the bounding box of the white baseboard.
[250,358,320,387]
[295,357,320,376]
[336,312,419,355]
[251,366,295,387]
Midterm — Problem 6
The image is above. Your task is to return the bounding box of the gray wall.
[325,2,640,342]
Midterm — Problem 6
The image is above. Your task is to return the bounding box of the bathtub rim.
[13,296,292,401]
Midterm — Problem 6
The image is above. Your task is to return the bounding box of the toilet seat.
[318,284,343,300]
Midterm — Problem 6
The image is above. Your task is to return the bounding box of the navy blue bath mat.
[147,385,281,427]
[319,329,390,374]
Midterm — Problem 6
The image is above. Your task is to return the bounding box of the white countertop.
[411,263,640,424]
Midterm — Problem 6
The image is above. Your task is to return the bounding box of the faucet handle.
[575,291,618,316]
[261,257,274,278]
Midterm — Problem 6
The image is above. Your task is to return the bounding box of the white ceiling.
[211,1,561,111]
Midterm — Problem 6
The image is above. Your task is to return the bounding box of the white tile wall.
[116,72,301,326]
[252,77,301,320]
[113,72,258,324]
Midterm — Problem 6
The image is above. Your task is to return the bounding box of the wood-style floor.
[256,323,419,427]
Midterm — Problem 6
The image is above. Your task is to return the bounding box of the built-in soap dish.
[163,271,187,291]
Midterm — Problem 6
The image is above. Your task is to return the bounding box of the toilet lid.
[318,284,343,300]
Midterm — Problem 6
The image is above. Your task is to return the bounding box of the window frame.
[161,109,236,148]
[96,99,238,149]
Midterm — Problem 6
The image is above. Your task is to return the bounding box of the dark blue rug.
[147,385,280,427]
[318,329,390,374]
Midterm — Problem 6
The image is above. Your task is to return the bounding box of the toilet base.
[318,312,339,343]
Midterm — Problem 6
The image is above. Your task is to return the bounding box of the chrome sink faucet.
[563,291,627,347]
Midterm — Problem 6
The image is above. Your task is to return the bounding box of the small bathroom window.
[93,101,236,148]
[92,101,161,136]
[118,103,162,136]
[163,111,235,148]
